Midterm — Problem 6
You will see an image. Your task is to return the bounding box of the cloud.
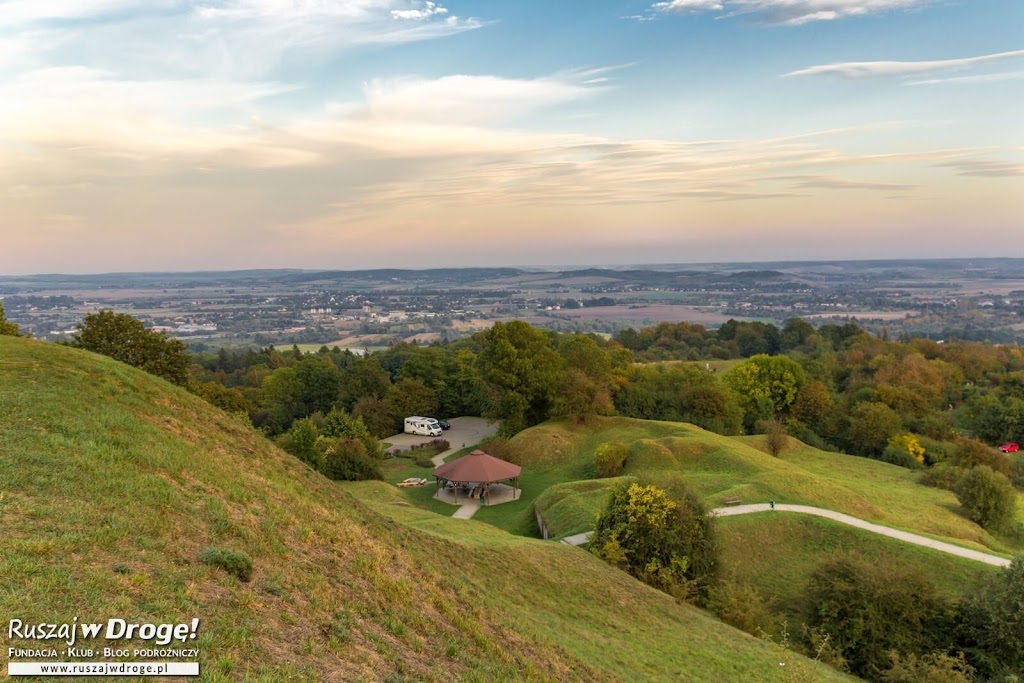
[391,1,447,20]
[0,1,483,80]
[784,48,1024,78]
[937,158,1024,178]
[908,69,1024,86]
[652,0,932,25]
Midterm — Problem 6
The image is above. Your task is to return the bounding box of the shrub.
[952,438,1012,477]
[320,438,383,482]
[884,433,926,468]
[956,556,1024,679]
[591,481,718,600]
[199,547,254,582]
[594,441,628,478]
[881,652,974,683]
[919,463,968,491]
[806,553,954,680]
[762,418,788,458]
[955,465,1017,532]
[706,579,775,637]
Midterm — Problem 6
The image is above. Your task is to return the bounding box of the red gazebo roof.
[433,450,521,484]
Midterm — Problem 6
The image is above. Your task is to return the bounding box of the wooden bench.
[722,497,742,506]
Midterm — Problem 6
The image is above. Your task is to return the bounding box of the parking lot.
[383,417,497,457]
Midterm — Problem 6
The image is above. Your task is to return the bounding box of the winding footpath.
[560,503,1012,568]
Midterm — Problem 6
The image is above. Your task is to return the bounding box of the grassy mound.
[0,337,585,681]
[524,417,1020,555]
[349,483,852,682]
[716,514,996,633]
[0,337,847,681]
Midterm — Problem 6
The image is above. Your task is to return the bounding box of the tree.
[847,401,902,457]
[791,381,834,434]
[276,418,322,469]
[476,321,563,436]
[322,408,383,459]
[194,382,253,414]
[320,437,382,481]
[594,441,629,478]
[956,555,1024,679]
[71,310,190,386]
[351,395,400,439]
[763,418,788,457]
[0,302,20,336]
[806,553,954,680]
[591,481,718,599]
[385,378,439,422]
[337,356,391,411]
[260,367,305,434]
[723,354,806,427]
[550,368,614,423]
[294,357,343,415]
[439,347,487,418]
[954,465,1017,531]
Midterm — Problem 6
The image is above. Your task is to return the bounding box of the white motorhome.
[404,416,442,437]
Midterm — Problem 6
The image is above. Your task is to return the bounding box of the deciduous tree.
[71,310,189,386]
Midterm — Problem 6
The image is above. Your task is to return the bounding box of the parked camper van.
[404,416,443,437]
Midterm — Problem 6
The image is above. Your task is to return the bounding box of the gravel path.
[560,504,1011,567]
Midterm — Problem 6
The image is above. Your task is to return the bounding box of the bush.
[706,579,775,637]
[199,547,254,582]
[594,441,629,478]
[952,438,1013,477]
[919,463,968,491]
[762,418,788,458]
[806,553,955,680]
[320,438,383,482]
[956,556,1024,679]
[591,481,718,600]
[881,652,974,683]
[955,465,1017,532]
[884,433,926,468]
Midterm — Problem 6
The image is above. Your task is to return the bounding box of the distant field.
[554,305,739,324]
[804,310,916,321]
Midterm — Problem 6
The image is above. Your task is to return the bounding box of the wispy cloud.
[784,48,1024,78]
[909,69,1024,86]
[652,0,933,25]
[937,158,1024,178]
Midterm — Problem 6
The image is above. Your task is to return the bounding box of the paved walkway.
[559,504,1012,567]
[452,500,481,520]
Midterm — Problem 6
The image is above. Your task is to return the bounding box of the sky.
[0,0,1022,274]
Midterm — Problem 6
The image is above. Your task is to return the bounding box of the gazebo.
[433,450,522,506]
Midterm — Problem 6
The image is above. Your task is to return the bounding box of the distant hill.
[0,337,850,681]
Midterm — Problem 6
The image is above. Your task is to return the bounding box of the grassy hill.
[523,418,1022,556]
[0,336,850,682]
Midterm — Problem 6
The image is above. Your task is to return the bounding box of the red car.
[999,442,1019,453]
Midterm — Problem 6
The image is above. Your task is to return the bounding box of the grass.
[518,417,1021,556]
[716,513,996,633]
[0,336,848,681]
[0,337,582,681]
[351,483,854,682]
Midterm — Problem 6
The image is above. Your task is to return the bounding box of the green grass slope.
[348,483,852,682]
[716,514,996,632]
[0,337,847,682]
[524,418,1020,555]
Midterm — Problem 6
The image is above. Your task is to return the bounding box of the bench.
[722,497,742,506]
